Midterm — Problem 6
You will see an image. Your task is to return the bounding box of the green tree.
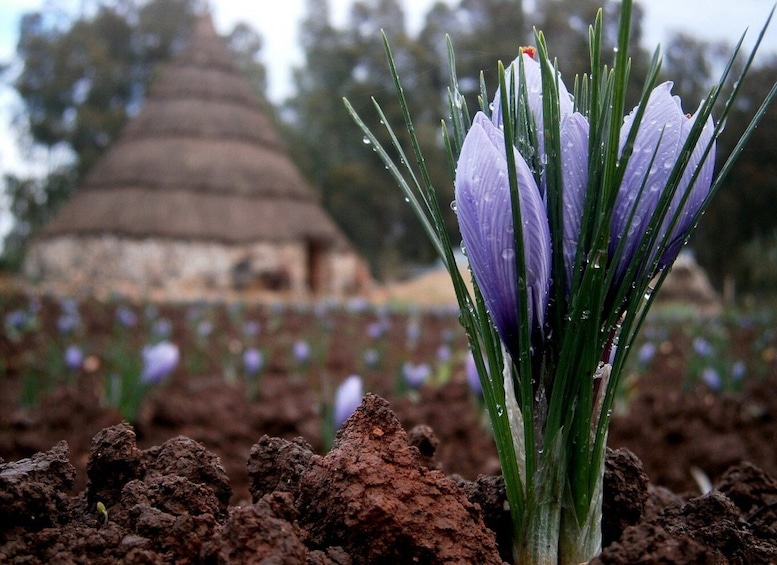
[284,0,453,278]
[693,55,777,292]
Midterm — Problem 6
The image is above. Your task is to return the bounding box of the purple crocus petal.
[611,82,715,286]
[491,50,575,172]
[243,348,264,376]
[334,375,364,428]
[141,341,179,384]
[64,345,84,370]
[658,110,715,268]
[456,112,551,354]
[560,112,590,292]
[402,361,432,389]
[465,352,483,397]
[492,51,574,129]
[293,340,311,364]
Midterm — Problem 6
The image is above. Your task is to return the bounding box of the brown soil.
[1,292,777,563]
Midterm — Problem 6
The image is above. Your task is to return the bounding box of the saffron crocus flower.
[293,340,311,364]
[402,361,431,389]
[141,341,179,384]
[491,47,575,166]
[115,305,137,328]
[464,352,482,397]
[701,367,722,391]
[64,345,84,371]
[491,48,589,293]
[455,112,551,353]
[334,374,364,428]
[243,348,264,377]
[610,82,715,287]
[637,342,657,365]
[692,336,714,357]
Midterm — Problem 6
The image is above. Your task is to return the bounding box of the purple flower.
[491,49,588,292]
[367,321,386,339]
[57,313,79,334]
[465,352,483,397]
[5,309,28,331]
[455,112,552,355]
[243,348,264,377]
[64,345,83,370]
[402,362,431,389]
[701,367,722,391]
[406,319,421,346]
[437,344,452,363]
[243,320,261,337]
[293,340,311,364]
[491,48,575,165]
[197,320,213,337]
[334,375,364,428]
[692,336,714,357]
[152,318,172,339]
[731,360,746,382]
[141,341,179,384]
[637,342,657,365]
[611,82,715,286]
[362,348,380,368]
[115,305,137,328]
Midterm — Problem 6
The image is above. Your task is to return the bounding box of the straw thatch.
[39,14,348,250]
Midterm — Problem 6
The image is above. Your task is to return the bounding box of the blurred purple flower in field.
[334,375,364,428]
[692,337,714,357]
[293,340,311,364]
[731,360,746,382]
[402,361,431,389]
[363,348,380,368]
[637,342,657,365]
[243,348,264,377]
[5,309,28,331]
[57,300,80,334]
[115,305,137,328]
[465,352,482,397]
[701,367,722,391]
[367,321,387,339]
[197,320,213,337]
[141,341,179,384]
[406,319,421,347]
[437,344,452,363]
[152,318,172,339]
[243,320,261,337]
[346,297,370,313]
[64,345,84,370]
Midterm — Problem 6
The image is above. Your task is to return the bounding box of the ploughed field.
[2,291,776,563]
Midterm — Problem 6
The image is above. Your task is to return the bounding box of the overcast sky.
[1,0,776,176]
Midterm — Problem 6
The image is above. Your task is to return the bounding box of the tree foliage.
[5,0,777,292]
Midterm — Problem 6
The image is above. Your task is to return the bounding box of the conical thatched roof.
[40,14,349,249]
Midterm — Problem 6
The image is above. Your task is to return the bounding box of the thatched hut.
[24,15,369,298]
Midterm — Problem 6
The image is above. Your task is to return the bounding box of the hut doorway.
[306,239,328,294]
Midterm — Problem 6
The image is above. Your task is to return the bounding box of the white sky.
[1,0,776,177]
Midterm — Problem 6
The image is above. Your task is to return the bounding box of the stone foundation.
[24,235,368,299]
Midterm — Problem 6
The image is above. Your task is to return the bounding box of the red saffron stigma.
[520,46,538,60]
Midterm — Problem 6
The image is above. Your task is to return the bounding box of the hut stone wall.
[25,235,364,297]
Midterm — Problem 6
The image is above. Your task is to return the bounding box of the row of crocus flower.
[1,294,475,421]
[632,309,777,393]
